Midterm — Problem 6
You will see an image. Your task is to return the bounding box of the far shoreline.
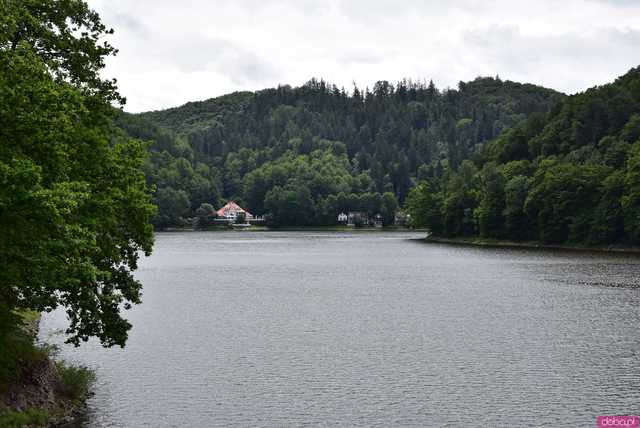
[152,228,640,254]
[155,226,427,233]
[420,235,640,255]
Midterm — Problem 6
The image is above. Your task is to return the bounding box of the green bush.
[0,308,47,387]
[56,363,95,401]
[0,407,48,428]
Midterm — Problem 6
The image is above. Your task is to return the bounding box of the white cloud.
[463,26,640,92]
[89,0,640,112]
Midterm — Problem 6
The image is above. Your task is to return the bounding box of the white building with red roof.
[216,201,253,222]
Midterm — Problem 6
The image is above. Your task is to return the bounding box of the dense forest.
[407,66,640,246]
[117,77,563,227]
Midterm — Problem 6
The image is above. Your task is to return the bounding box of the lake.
[40,231,640,427]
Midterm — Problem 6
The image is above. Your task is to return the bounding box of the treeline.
[115,113,222,228]
[407,66,640,246]
[118,76,563,227]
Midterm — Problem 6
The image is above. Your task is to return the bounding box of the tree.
[590,171,624,245]
[476,162,506,238]
[443,161,478,237]
[1,0,122,106]
[264,184,315,226]
[154,187,190,228]
[622,143,640,244]
[122,61,562,229]
[194,203,217,229]
[380,192,399,226]
[405,182,443,234]
[0,0,155,347]
[525,162,605,244]
[503,176,531,240]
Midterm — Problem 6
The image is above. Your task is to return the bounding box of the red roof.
[216,201,252,217]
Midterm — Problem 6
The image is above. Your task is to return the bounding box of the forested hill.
[117,77,564,227]
[407,66,640,246]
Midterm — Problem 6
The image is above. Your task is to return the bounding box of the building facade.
[216,201,253,222]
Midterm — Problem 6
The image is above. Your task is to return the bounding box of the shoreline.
[157,226,423,233]
[0,313,92,427]
[421,235,640,254]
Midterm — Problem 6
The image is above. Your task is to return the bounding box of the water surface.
[40,231,640,427]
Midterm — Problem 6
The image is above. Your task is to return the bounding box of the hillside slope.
[118,77,564,227]
[407,66,640,246]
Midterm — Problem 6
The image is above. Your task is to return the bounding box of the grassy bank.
[0,310,94,427]
[422,235,640,254]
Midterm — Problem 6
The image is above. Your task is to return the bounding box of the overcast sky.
[88,0,640,113]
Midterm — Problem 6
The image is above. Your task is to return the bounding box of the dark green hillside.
[407,66,640,246]
[140,91,254,135]
[120,77,563,227]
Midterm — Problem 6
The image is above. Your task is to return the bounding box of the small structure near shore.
[347,211,369,227]
[216,201,253,222]
[394,210,410,227]
[214,201,264,226]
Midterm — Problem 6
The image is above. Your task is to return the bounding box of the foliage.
[235,211,246,224]
[622,142,640,242]
[154,187,190,228]
[0,307,46,386]
[55,361,95,401]
[406,182,443,234]
[0,327,94,427]
[194,203,218,228]
[0,407,48,428]
[0,0,155,346]
[115,113,222,228]
[406,66,640,246]
[475,162,506,238]
[118,76,562,227]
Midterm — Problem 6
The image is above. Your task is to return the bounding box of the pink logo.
[597,416,639,427]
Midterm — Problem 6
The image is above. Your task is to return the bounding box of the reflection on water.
[40,232,640,427]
